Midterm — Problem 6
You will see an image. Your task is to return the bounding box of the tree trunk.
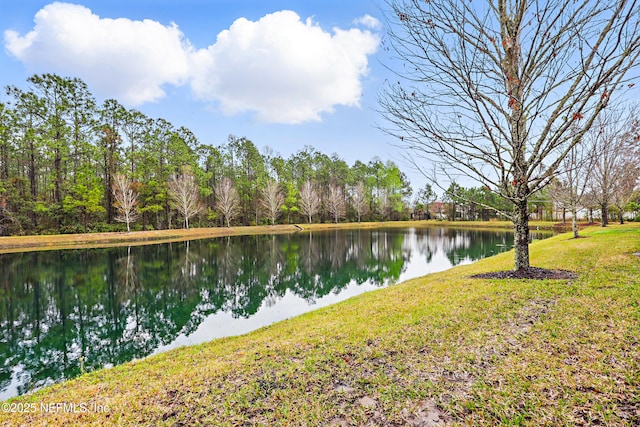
[28,138,37,228]
[513,200,530,271]
[572,207,579,238]
[600,203,608,227]
[166,200,171,229]
[0,138,8,180]
[105,171,113,223]
[54,145,62,207]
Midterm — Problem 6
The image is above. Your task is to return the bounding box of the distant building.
[429,201,447,220]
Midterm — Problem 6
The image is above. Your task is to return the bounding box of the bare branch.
[588,105,640,225]
[112,173,139,232]
[350,182,369,222]
[327,184,346,223]
[261,179,284,225]
[168,166,202,230]
[215,177,240,228]
[299,180,320,224]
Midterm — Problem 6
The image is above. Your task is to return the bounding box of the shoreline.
[0,220,561,254]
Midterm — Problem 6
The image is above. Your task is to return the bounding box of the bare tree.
[380,0,640,271]
[377,188,390,220]
[168,166,202,230]
[588,107,640,226]
[611,165,640,223]
[351,181,368,222]
[261,179,284,225]
[299,180,320,224]
[612,112,640,223]
[547,124,596,237]
[215,177,240,228]
[328,184,346,223]
[112,173,139,232]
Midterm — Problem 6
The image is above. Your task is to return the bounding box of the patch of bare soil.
[401,400,449,426]
[470,267,577,280]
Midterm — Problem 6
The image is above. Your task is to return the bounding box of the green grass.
[1,223,638,426]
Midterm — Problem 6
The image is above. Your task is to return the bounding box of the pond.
[0,226,553,399]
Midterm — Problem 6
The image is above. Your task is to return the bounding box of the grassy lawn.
[1,223,638,426]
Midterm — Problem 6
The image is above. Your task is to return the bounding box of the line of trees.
[0,74,414,235]
[414,182,538,222]
[548,105,640,236]
[419,158,640,230]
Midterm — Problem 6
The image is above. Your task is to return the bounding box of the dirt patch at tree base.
[470,267,577,280]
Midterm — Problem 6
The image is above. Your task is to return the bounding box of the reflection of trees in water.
[288,229,407,302]
[116,247,137,296]
[438,228,508,265]
[0,254,28,394]
[299,233,320,276]
[0,228,409,397]
[416,227,492,266]
[413,228,437,264]
[412,227,553,266]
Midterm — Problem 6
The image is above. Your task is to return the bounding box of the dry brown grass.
[0,225,300,254]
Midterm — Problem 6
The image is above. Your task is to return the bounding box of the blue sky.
[1,1,427,189]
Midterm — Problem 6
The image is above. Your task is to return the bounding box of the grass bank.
[0,220,558,254]
[2,223,638,426]
[0,224,302,254]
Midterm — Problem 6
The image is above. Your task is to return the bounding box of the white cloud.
[4,2,193,105]
[190,11,380,123]
[4,4,380,123]
[353,15,382,30]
